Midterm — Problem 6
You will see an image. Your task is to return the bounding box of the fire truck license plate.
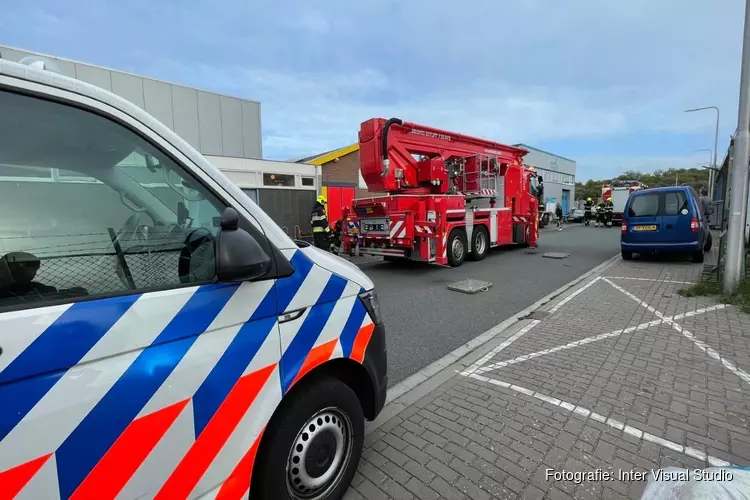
[361,218,388,234]
[634,225,657,231]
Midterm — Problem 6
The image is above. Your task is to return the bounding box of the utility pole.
[725,0,750,294]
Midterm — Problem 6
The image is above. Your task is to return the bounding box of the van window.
[664,191,688,215]
[0,90,228,308]
[628,194,659,217]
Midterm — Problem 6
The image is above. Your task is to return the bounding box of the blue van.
[621,186,712,263]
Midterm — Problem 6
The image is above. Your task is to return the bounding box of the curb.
[367,252,622,432]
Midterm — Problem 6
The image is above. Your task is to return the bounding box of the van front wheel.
[251,376,364,500]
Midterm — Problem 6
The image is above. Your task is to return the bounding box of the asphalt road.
[356,223,621,385]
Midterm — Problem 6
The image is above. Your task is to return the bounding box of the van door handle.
[279,308,306,324]
[666,224,673,229]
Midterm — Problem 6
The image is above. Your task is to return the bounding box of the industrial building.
[301,142,577,222]
[514,144,577,214]
[0,45,321,238]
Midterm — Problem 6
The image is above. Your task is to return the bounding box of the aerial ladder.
[342,118,542,266]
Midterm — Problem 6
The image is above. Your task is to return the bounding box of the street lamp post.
[694,148,712,191]
[685,107,720,198]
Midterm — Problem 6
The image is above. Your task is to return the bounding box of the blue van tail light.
[621,222,627,234]
[690,218,700,232]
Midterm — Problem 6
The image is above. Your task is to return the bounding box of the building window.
[301,177,315,187]
[263,173,295,187]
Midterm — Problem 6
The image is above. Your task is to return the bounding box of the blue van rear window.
[629,194,658,217]
[664,191,687,215]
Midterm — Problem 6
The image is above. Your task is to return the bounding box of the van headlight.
[358,289,382,325]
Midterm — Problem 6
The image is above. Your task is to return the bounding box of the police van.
[0,57,386,499]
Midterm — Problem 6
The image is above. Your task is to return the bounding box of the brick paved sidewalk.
[347,255,750,500]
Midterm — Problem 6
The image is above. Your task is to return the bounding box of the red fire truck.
[342,118,541,267]
[602,180,648,224]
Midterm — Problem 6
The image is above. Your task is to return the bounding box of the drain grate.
[542,252,570,259]
[447,278,493,294]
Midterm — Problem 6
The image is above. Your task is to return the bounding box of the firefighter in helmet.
[595,199,606,227]
[311,194,334,251]
[604,197,614,227]
[584,197,594,226]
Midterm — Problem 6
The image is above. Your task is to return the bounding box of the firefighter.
[311,194,334,251]
[331,218,344,255]
[555,203,563,231]
[604,197,614,227]
[595,200,606,227]
[584,197,594,226]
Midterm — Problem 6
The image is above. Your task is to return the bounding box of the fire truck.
[601,179,648,224]
[342,118,541,267]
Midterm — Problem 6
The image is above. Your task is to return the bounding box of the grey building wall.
[0,45,262,159]
[515,144,577,212]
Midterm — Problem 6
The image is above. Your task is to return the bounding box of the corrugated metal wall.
[257,189,316,238]
[0,45,262,160]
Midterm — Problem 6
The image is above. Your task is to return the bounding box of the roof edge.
[513,143,576,163]
[305,143,359,166]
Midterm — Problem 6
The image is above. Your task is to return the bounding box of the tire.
[704,232,713,252]
[251,376,364,500]
[621,250,633,261]
[469,226,489,261]
[692,248,705,263]
[447,228,467,267]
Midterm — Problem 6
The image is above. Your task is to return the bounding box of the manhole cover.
[447,279,493,294]
[542,252,570,259]
[525,310,551,320]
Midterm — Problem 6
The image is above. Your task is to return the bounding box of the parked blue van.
[621,186,712,263]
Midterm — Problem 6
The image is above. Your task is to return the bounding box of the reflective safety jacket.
[311,202,330,233]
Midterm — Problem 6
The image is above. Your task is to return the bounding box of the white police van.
[0,57,386,499]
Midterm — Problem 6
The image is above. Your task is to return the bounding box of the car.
[0,57,386,499]
[568,208,585,223]
[621,186,712,263]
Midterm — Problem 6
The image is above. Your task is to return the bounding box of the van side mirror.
[215,207,272,282]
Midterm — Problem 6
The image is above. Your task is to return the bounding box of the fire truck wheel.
[251,376,364,500]
[469,226,489,261]
[447,228,467,267]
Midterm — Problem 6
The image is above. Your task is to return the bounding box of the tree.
[575,168,709,201]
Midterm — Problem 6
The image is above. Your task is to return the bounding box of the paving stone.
[356,256,750,499]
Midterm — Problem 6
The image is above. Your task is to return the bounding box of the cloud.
[0,0,744,176]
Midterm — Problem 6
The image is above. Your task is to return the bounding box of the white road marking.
[603,278,750,386]
[462,373,731,467]
[549,277,601,313]
[473,304,727,374]
[603,276,695,285]
[462,320,540,375]
[473,320,663,374]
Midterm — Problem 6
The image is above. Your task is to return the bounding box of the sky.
[1,0,746,181]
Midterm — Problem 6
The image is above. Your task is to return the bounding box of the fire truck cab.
[343,118,540,267]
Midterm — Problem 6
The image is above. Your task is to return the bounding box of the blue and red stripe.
[55,283,239,499]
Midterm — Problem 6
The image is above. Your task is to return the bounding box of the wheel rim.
[474,231,486,255]
[452,236,465,261]
[286,407,353,499]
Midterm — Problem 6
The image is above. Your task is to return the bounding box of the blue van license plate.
[634,225,657,231]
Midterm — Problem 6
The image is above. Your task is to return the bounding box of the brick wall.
[321,150,386,198]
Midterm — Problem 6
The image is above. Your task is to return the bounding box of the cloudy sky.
[1,0,745,180]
